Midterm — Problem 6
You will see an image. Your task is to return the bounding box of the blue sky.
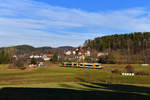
[0,0,150,47]
[36,0,150,11]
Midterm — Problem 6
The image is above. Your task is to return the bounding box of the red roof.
[80,50,87,53]
[40,54,43,56]
[46,54,54,57]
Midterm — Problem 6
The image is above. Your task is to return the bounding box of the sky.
[1,0,150,47]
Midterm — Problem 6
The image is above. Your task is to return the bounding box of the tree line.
[0,47,16,64]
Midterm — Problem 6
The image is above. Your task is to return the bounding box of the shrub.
[125,65,135,73]
[112,69,122,74]
[106,55,116,64]
[31,58,37,65]
[136,71,150,76]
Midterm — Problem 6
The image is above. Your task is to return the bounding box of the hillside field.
[0,64,150,100]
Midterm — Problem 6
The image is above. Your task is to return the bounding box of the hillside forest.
[84,32,150,64]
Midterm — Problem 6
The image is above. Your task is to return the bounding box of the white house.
[29,55,41,59]
[86,51,90,56]
[72,51,76,55]
[43,56,51,61]
[65,50,72,55]
[97,52,108,57]
[42,54,53,61]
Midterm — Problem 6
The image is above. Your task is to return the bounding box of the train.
[61,62,103,69]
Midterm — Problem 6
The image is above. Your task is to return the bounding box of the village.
[12,47,109,68]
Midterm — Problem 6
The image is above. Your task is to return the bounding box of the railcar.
[61,62,103,69]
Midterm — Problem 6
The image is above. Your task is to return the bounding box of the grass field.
[0,64,150,100]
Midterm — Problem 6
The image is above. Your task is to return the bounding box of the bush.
[106,55,116,64]
[125,65,135,73]
[31,58,37,65]
[136,71,150,76]
[112,69,122,74]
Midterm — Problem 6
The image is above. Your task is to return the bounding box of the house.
[78,50,90,56]
[86,51,91,56]
[97,52,108,57]
[29,54,54,61]
[72,51,76,55]
[64,48,79,56]
[64,49,91,62]
[29,55,41,59]
[64,49,90,56]
[65,50,72,55]
[42,54,54,61]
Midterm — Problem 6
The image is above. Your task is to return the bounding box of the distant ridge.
[0,45,74,55]
[58,46,74,50]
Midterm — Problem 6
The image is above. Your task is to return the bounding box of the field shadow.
[0,83,150,100]
[92,83,150,94]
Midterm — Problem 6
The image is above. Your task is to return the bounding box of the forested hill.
[0,45,74,55]
[84,32,150,52]
[0,45,54,55]
[84,32,150,64]
[15,45,53,54]
[58,46,74,50]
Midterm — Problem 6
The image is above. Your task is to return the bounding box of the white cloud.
[0,0,150,47]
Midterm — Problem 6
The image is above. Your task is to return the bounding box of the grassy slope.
[0,64,150,100]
